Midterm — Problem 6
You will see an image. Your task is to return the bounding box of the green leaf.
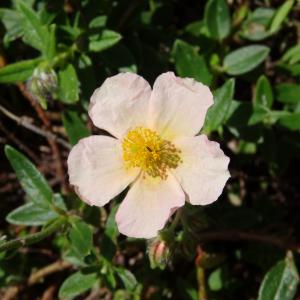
[53,193,68,212]
[0,8,23,44]
[5,145,53,207]
[89,15,107,28]
[276,62,300,77]
[208,268,223,291]
[89,30,122,52]
[282,44,300,65]
[223,45,270,75]
[69,218,93,257]
[59,271,98,299]
[104,265,117,289]
[240,8,274,42]
[249,75,273,125]
[101,205,119,260]
[268,110,291,125]
[62,110,90,145]
[279,113,300,130]
[248,106,269,126]
[45,24,57,61]
[258,252,299,300]
[18,2,49,53]
[275,84,300,104]
[6,203,58,226]
[204,79,235,133]
[116,268,138,292]
[104,206,119,243]
[172,39,212,86]
[204,0,231,40]
[0,58,42,83]
[269,0,294,33]
[255,75,273,108]
[57,64,79,104]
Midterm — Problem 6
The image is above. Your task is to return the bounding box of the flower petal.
[149,72,213,140]
[67,135,139,206]
[89,73,151,139]
[116,174,185,238]
[173,135,230,205]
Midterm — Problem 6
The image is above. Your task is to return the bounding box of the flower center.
[122,127,182,179]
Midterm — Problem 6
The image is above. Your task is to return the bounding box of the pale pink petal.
[67,135,139,206]
[116,174,185,238]
[173,135,230,205]
[149,72,213,140]
[89,73,151,139]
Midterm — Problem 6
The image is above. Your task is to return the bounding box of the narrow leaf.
[269,0,294,33]
[275,84,300,104]
[255,75,273,108]
[116,268,138,292]
[89,16,107,28]
[6,203,58,226]
[5,145,53,207]
[0,8,23,44]
[18,2,49,53]
[224,45,270,75]
[282,44,300,65]
[279,113,300,130]
[258,251,299,300]
[101,205,119,260]
[57,64,79,104]
[172,39,212,86]
[89,30,121,52]
[204,79,235,132]
[59,271,98,299]
[204,0,231,40]
[0,58,41,83]
[45,24,57,61]
[69,218,93,257]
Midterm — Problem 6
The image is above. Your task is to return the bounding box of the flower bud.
[148,238,171,270]
[27,67,58,109]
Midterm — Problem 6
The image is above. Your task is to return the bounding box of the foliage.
[0,0,300,299]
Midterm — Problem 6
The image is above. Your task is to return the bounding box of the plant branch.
[0,119,40,163]
[195,230,300,251]
[17,82,68,192]
[169,209,182,232]
[28,260,72,285]
[0,103,71,150]
[0,217,67,253]
[196,266,207,300]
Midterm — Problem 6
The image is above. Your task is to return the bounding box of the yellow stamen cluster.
[122,127,182,179]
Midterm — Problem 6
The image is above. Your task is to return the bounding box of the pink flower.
[67,72,230,238]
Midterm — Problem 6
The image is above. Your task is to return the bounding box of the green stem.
[197,266,207,300]
[52,44,77,68]
[0,217,67,253]
[159,209,182,243]
[169,209,182,232]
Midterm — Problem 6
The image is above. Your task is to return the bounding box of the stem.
[17,82,68,192]
[28,260,72,285]
[194,230,300,251]
[169,209,182,232]
[52,46,75,68]
[0,217,67,253]
[197,266,207,300]
[159,210,182,244]
[0,103,71,150]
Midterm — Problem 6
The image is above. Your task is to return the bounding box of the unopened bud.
[148,238,171,270]
[27,67,58,109]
